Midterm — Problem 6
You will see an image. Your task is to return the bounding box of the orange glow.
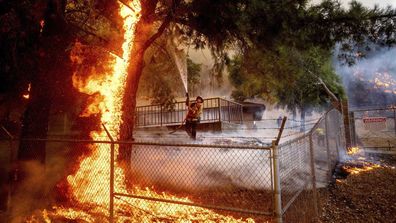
[345,164,381,175]
[40,20,45,33]
[353,70,396,95]
[22,83,31,99]
[67,0,141,207]
[33,1,254,222]
[370,72,396,94]
[347,146,360,155]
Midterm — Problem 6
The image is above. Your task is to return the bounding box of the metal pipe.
[324,113,332,181]
[102,124,114,223]
[9,138,271,150]
[218,98,222,122]
[271,140,283,223]
[240,104,243,124]
[275,117,287,145]
[160,106,163,127]
[309,135,319,218]
[350,112,357,146]
[394,108,396,136]
[228,100,231,122]
[114,192,272,216]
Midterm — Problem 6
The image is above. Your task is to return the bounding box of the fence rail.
[0,108,345,223]
[135,97,243,127]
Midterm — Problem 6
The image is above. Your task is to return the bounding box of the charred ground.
[319,156,396,223]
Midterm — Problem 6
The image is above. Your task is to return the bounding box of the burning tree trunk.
[119,0,176,162]
[118,19,152,162]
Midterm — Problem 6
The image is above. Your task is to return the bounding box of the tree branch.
[308,70,340,103]
[140,0,181,52]
[118,0,136,13]
[70,23,109,43]
[323,12,396,23]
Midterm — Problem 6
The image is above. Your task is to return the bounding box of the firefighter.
[185,93,204,139]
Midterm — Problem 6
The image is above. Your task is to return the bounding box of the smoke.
[187,48,235,99]
[130,109,326,193]
[8,161,47,222]
[7,144,71,222]
[130,145,272,192]
[334,47,396,108]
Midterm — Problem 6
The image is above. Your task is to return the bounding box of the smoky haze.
[334,47,396,108]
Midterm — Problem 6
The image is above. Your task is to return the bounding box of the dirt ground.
[318,157,396,223]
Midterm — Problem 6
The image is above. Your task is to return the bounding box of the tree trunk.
[118,0,174,163]
[118,17,155,162]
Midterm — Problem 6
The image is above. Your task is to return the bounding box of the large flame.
[66,1,141,208]
[28,1,255,222]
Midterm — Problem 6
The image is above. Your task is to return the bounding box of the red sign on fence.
[363,117,387,123]
[363,117,387,131]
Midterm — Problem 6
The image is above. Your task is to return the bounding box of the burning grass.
[346,146,360,155]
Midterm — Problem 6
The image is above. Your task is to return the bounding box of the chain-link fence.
[0,108,345,222]
[350,107,396,152]
[279,109,345,223]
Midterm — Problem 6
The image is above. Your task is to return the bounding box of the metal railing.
[135,97,243,127]
[0,108,345,223]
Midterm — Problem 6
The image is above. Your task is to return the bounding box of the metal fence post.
[218,98,222,122]
[309,134,319,218]
[324,113,332,180]
[102,124,114,223]
[349,112,356,147]
[240,104,243,124]
[271,140,283,223]
[227,101,231,122]
[393,108,396,136]
[160,105,163,127]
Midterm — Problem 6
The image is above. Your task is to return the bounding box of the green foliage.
[171,0,394,110]
[187,58,201,95]
[138,53,179,111]
[149,74,177,111]
[2,0,396,119]
[225,0,395,112]
[228,45,345,111]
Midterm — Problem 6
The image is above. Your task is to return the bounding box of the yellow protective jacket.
[185,99,203,120]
